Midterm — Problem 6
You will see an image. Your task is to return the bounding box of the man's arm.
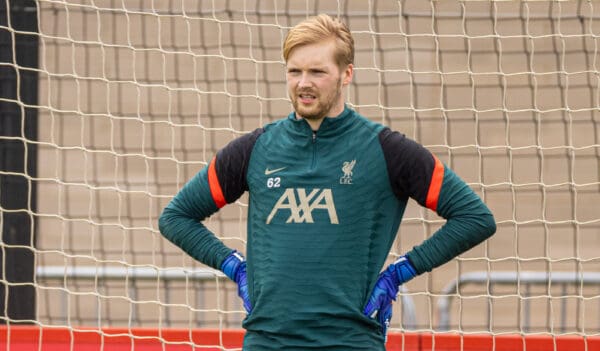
[158,159,253,312]
[406,164,496,273]
[158,164,234,269]
[158,128,265,270]
[365,129,496,336]
[378,127,496,273]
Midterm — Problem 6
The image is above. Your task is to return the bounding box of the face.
[286,39,353,126]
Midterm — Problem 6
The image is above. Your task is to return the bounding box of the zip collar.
[286,105,355,138]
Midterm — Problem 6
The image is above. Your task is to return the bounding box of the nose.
[298,72,311,88]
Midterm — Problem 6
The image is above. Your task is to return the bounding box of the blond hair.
[283,14,354,68]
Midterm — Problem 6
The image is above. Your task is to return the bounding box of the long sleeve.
[158,128,264,270]
[405,165,496,274]
[378,127,496,275]
[158,166,233,269]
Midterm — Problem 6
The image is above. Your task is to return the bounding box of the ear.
[341,64,354,86]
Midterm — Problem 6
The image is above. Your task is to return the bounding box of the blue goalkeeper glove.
[363,255,417,340]
[221,251,252,313]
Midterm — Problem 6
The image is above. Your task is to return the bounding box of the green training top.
[159,106,496,350]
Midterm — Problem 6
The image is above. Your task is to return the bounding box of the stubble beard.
[292,78,343,121]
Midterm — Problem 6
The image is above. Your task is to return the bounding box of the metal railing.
[437,271,600,332]
[35,266,418,328]
[36,265,224,326]
[37,267,600,332]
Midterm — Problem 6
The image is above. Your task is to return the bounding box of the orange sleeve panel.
[378,128,446,210]
[208,157,227,208]
[425,155,444,211]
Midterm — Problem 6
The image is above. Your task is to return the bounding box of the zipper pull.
[312,131,317,142]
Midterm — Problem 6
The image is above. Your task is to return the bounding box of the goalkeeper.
[159,14,496,351]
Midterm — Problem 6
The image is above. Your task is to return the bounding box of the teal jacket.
[159,106,496,350]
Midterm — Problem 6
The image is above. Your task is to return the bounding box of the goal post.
[0,0,38,324]
[1,0,599,350]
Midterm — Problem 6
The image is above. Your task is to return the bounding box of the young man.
[159,14,496,351]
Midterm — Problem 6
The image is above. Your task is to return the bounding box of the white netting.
[1,0,598,338]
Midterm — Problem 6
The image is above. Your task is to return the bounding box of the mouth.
[298,93,316,104]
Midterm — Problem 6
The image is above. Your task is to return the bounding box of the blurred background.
[1,0,599,336]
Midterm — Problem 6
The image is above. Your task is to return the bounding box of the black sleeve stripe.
[378,127,437,207]
[214,128,265,204]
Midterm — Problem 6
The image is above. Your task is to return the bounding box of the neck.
[296,103,346,131]
[302,117,324,131]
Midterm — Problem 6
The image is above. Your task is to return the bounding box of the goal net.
[1,0,599,349]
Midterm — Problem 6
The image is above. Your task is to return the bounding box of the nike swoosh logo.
[265,167,286,175]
